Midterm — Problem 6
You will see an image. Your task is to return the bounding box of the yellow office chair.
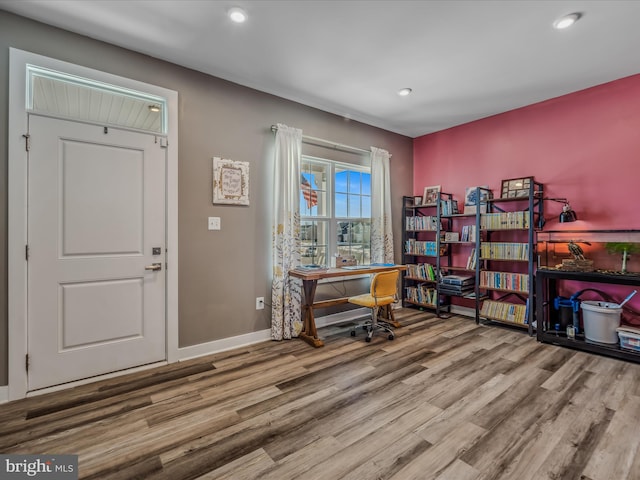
[348,270,399,342]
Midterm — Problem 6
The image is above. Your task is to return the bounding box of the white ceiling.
[2,0,640,138]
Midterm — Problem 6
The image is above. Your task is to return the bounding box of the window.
[300,156,371,266]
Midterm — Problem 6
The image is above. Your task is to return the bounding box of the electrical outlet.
[256,297,265,310]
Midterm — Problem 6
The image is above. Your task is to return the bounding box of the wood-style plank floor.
[2,309,640,480]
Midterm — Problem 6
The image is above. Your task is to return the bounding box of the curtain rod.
[270,124,389,157]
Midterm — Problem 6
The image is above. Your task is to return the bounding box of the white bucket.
[580,301,622,344]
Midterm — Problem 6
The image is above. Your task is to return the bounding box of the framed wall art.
[501,176,533,198]
[212,157,250,205]
[422,185,441,206]
[463,185,492,214]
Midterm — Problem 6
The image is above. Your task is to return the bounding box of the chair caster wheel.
[365,337,372,343]
[388,334,395,340]
[350,330,356,337]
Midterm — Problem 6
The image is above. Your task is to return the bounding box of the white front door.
[27,115,166,391]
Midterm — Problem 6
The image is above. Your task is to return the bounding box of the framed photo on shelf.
[422,185,441,206]
[463,185,491,214]
[501,176,533,199]
[413,196,422,206]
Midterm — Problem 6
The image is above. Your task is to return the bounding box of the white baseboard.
[315,307,370,328]
[178,308,370,362]
[0,386,9,404]
[179,328,272,361]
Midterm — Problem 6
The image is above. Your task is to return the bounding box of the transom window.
[300,156,371,266]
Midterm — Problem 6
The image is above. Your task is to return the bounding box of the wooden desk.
[289,265,406,347]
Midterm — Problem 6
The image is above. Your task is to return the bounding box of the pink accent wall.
[413,74,640,230]
[412,74,640,320]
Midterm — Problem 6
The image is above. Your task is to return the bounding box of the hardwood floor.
[2,309,640,480]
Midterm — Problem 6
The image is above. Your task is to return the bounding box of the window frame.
[300,155,371,266]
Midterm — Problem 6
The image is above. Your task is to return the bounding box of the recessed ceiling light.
[397,88,413,97]
[553,12,582,29]
[228,7,248,23]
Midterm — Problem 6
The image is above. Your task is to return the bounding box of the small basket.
[617,327,640,353]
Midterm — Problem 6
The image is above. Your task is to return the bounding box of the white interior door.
[27,115,166,391]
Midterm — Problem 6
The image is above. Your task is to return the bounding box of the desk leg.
[298,279,324,348]
[379,305,401,328]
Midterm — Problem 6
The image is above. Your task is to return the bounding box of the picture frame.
[413,196,422,206]
[212,157,250,205]
[501,176,533,199]
[422,185,441,206]
[463,185,492,214]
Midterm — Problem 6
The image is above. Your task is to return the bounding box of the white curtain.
[370,147,394,264]
[271,124,303,340]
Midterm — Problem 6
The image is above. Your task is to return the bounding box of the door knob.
[144,263,162,271]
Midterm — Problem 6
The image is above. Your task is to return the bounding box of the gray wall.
[0,11,413,386]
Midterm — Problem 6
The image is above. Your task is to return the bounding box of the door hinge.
[25,354,29,373]
[159,137,168,148]
[25,245,29,261]
[22,133,30,152]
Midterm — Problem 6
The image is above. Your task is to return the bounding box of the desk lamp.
[559,202,578,223]
[538,197,578,228]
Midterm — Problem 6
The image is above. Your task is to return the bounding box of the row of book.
[439,199,459,216]
[466,248,477,269]
[480,300,529,324]
[405,215,440,231]
[461,224,477,242]
[404,239,447,256]
[405,285,438,306]
[480,271,529,292]
[480,211,529,230]
[405,263,437,281]
[480,242,529,260]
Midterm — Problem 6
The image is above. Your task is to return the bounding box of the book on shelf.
[480,271,529,291]
[438,284,474,296]
[480,211,529,230]
[441,274,474,286]
[460,225,477,242]
[406,263,437,281]
[405,285,438,306]
[480,300,528,324]
[480,242,529,260]
[439,274,475,296]
[439,199,459,216]
[466,248,477,270]
[405,215,440,231]
[404,239,448,256]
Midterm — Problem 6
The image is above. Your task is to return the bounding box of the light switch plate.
[208,217,221,230]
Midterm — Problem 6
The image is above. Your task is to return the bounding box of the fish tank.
[536,230,640,275]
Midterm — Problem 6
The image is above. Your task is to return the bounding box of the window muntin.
[300,156,371,266]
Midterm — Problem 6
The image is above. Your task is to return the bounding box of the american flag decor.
[301,175,318,208]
